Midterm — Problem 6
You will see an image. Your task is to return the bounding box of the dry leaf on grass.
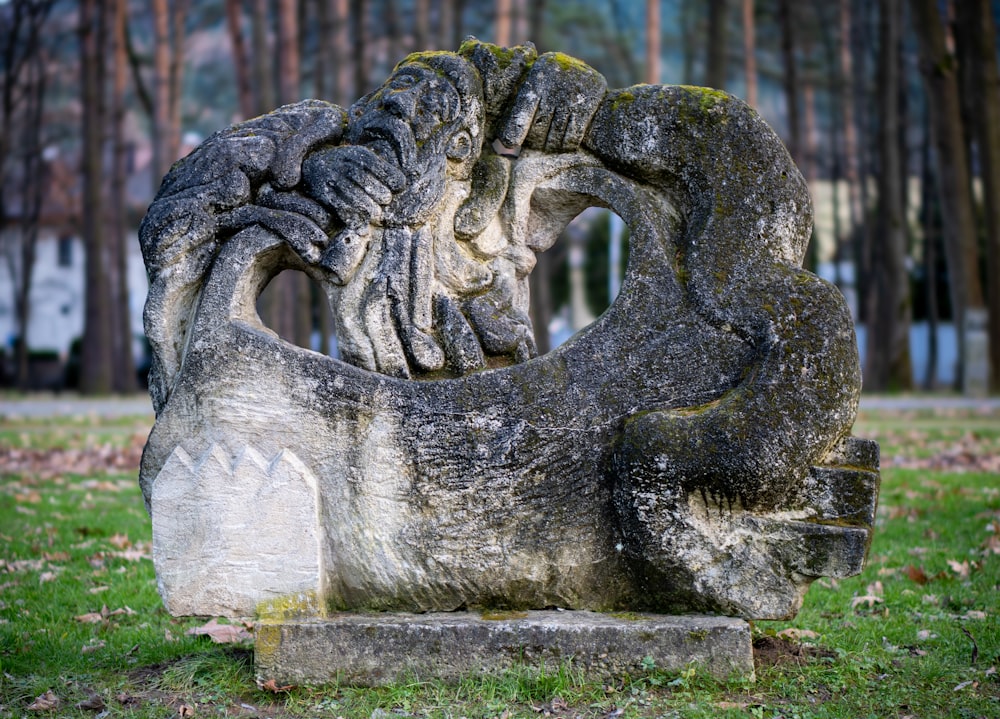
[851,595,883,609]
[27,690,61,712]
[74,693,106,711]
[186,617,252,644]
[777,628,819,641]
[947,559,971,579]
[905,565,929,584]
[257,678,294,693]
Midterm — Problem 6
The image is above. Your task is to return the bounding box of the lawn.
[0,401,997,718]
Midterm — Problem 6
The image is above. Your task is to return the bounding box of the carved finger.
[434,294,485,375]
[256,184,332,229]
[339,145,406,193]
[341,160,395,206]
[270,103,348,188]
[497,85,541,150]
[218,205,328,264]
[409,226,434,332]
[364,287,410,379]
[328,179,384,226]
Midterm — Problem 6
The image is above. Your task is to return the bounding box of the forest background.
[3,0,1000,397]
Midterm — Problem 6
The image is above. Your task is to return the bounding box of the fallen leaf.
[186,617,252,644]
[115,693,140,707]
[108,606,136,617]
[74,612,104,624]
[258,678,294,693]
[38,572,57,583]
[777,628,819,641]
[851,595,883,609]
[82,639,106,654]
[906,565,929,585]
[75,693,106,711]
[953,680,974,691]
[27,690,61,712]
[88,586,109,594]
[916,630,936,641]
[965,610,987,620]
[108,533,131,549]
[867,581,884,597]
[948,559,971,579]
[178,704,196,717]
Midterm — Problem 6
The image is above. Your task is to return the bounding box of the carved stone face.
[347,64,465,176]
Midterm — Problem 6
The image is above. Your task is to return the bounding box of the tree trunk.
[957,0,1000,391]
[415,0,430,50]
[333,0,351,105]
[839,0,863,254]
[920,118,940,389]
[437,0,452,49]
[705,0,727,89]
[79,0,114,394]
[151,0,171,185]
[777,0,800,162]
[225,0,255,119]
[527,0,545,49]
[646,0,660,85]
[110,0,136,392]
[277,0,299,105]
[168,0,188,165]
[352,0,371,94]
[910,0,988,394]
[14,49,46,391]
[1,1,53,390]
[742,0,756,107]
[251,0,275,114]
[865,0,912,391]
[679,0,696,84]
[495,0,510,47]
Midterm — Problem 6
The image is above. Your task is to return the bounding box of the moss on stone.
[256,590,324,620]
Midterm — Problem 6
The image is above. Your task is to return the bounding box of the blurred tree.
[956,0,1000,391]
[705,0,727,88]
[151,0,188,186]
[910,0,988,394]
[224,0,254,120]
[0,0,53,389]
[646,0,660,84]
[742,0,756,107]
[496,0,510,46]
[865,0,912,391]
[777,0,800,163]
[79,0,114,394]
[109,0,136,391]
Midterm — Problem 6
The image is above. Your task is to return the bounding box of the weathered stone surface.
[151,445,324,617]
[254,611,753,685]
[138,40,879,624]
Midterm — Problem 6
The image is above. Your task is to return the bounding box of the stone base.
[254,611,753,686]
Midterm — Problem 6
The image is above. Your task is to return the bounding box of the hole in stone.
[534,208,630,352]
[256,269,339,357]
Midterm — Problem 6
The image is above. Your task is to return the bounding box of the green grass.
[1,407,998,718]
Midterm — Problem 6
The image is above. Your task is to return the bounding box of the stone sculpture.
[139,41,879,628]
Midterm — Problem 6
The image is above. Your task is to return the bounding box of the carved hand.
[497,52,607,153]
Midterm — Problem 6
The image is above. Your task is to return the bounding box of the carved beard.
[349,113,451,229]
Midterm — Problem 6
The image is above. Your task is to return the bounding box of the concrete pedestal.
[254,611,753,686]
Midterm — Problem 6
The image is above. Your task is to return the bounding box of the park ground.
[0,393,998,718]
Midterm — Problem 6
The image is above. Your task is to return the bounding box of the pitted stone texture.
[139,41,879,623]
[151,445,323,617]
[254,611,753,686]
